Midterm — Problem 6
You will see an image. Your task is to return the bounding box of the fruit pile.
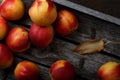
[0,0,120,80]
[0,0,77,80]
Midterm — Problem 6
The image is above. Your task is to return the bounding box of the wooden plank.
[0,70,5,80]
[13,38,84,70]
[54,0,120,26]
[69,0,120,19]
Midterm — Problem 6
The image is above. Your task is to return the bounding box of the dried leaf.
[73,39,104,54]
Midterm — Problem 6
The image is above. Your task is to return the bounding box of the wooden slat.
[54,0,120,26]
[0,70,5,80]
[13,38,84,71]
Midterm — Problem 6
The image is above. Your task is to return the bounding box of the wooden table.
[0,0,120,80]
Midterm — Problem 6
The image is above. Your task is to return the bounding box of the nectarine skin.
[6,26,30,52]
[14,61,40,80]
[50,60,75,80]
[0,0,25,20]
[28,0,57,26]
[0,16,8,40]
[98,62,120,80]
[0,44,13,69]
[29,23,54,48]
[55,9,78,37]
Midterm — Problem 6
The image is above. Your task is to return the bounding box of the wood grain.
[0,70,5,80]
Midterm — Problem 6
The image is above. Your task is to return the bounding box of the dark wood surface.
[0,0,120,80]
[69,0,120,18]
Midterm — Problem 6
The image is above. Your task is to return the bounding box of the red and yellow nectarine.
[54,9,78,37]
[98,62,120,80]
[29,23,54,48]
[14,61,40,80]
[6,26,30,52]
[0,0,25,20]
[28,0,57,26]
[0,16,8,40]
[0,43,13,69]
[50,60,75,80]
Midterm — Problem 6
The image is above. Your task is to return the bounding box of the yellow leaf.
[73,39,104,54]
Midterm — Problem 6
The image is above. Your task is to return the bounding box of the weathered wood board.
[0,0,120,80]
[0,70,5,80]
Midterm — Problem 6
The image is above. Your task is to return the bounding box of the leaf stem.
[105,41,120,45]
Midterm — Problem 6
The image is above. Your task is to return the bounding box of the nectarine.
[0,0,25,20]
[98,62,120,80]
[50,60,75,80]
[29,23,54,48]
[28,0,57,26]
[0,16,8,40]
[0,43,13,69]
[14,61,40,80]
[6,26,30,52]
[54,9,78,37]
